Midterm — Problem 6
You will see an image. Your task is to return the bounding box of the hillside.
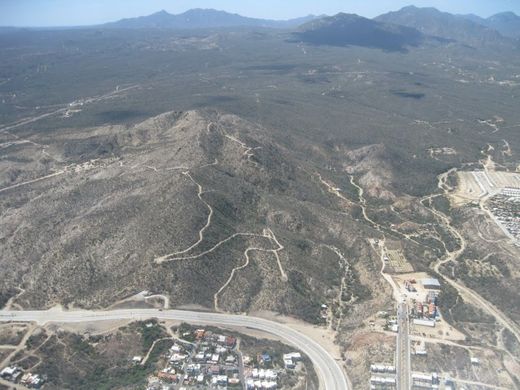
[295,13,424,51]
[0,109,387,323]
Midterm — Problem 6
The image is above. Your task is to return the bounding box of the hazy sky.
[1,0,520,27]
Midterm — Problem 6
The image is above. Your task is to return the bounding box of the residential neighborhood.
[145,325,311,389]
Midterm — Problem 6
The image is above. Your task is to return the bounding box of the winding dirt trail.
[152,143,288,312]
[212,228,288,311]
[214,245,270,312]
[223,133,261,167]
[156,232,265,263]
[317,171,428,250]
[320,245,351,330]
[155,172,213,263]
[140,337,172,366]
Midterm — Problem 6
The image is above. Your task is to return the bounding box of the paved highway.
[396,303,411,390]
[0,308,349,390]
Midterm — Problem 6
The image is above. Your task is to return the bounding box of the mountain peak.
[150,9,171,17]
[296,12,423,52]
[488,11,518,21]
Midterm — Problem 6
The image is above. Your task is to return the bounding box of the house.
[216,346,227,354]
[20,373,45,388]
[216,375,228,385]
[283,352,302,369]
[226,336,237,348]
[186,364,201,375]
[169,353,188,363]
[170,344,181,353]
[209,365,220,376]
[0,366,20,380]
[157,371,177,382]
[265,370,277,381]
[261,353,272,364]
[194,352,205,362]
[225,355,236,363]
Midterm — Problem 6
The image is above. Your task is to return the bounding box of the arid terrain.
[1,6,520,389]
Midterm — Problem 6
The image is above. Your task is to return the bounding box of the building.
[370,364,396,373]
[157,371,177,382]
[225,355,236,363]
[261,353,272,364]
[470,357,480,365]
[284,358,295,369]
[413,319,436,327]
[421,278,441,290]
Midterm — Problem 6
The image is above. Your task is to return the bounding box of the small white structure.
[132,356,143,364]
[170,344,181,353]
[265,370,277,380]
[225,355,236,363]
[470,357,480,365]
[283,352,302,369]
[370,364,396,373]
[413,319,436,327]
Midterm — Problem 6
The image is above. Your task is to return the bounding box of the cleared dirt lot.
[453,171,520,205]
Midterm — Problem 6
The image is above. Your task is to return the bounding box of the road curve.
[0,309,349,390]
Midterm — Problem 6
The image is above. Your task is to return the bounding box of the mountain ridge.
[375,5,514,48]
[102,8,319,30]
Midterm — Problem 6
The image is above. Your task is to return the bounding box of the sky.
[1,0,520,27]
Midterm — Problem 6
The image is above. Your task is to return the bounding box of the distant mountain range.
[2,6,518,51]
[375,6,512,48]
[102,9,319,29]
[100,7,518,51]
[459,11,520,39]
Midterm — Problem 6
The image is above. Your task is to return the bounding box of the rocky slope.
[0,110,388,323]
